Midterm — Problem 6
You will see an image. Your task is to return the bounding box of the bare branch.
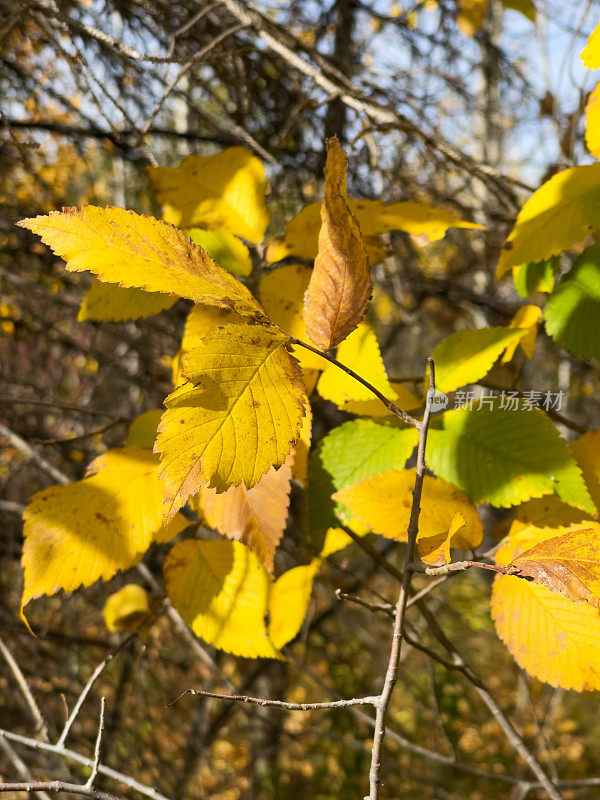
[0,634,49,742]
[0,423,70,485]
[172,688,378,710]
[86,698,105,788]
[0,781,120,800]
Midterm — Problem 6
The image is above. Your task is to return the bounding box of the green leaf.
[187,228,252,276]
[513,258,557,298]
[432,327,525,394]
[544,245,600,360]
[427,406,595,512]
[308,419,419,546]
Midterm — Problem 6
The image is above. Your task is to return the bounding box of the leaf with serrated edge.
[509,526,600,606]
[427,405,595,512]
[303,137,372,351]
[164,539,280,658]
[268,562,318,649]
[334,469,483,553]
[21,448,188,619]
[18,206,265,320]
[79,280,177,322]
[496,164,600,278]
[157,322,307,521]
[571,428,600,511]
[172,306,242,387]
[432,326,525,394]
[492,526,600,690]
[193,458,292,571]
[148,147,270,243]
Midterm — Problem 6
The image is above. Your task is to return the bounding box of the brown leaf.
[509,526,600,607]
[303,137,372,351]
[194,459,293,571]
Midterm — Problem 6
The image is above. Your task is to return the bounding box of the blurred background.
[2,1,600,798]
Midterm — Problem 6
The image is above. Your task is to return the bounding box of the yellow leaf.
[582,19,600,69]
[492,526,600,690]
[259,264,324,370]
[432,326,525,394]
[126,409,163,449]
[500,304,542,363]
[496,164,600,278]
[585,82,600,159]
[148,147,270,243]
[304,137,372,351]
[500,0,536,22]
[570,428,600,511]
[334,469,483,552]
[172,305,241,387]
[193,459,292,571]
[187,228,252,276]
[21,448,188,618]
[320,527,354,558]
[514,495,593,530]
[340,382,421,418]
[509,526,600,606]
[157,323,307,520]
[418,511,468,566]
[316,322,393,405]
[266,199,481,263]
[163,539,280,658]
[352,199,484,241]
[19,207,265,321]
[268,561,318,649]
[103,584,151,632]
[457,0,488,36]
[79,280,177,322]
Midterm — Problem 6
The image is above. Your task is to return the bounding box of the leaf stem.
[289,336,421,428]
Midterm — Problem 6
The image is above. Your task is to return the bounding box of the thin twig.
[0,423,69,485]
[0,782,120,800]
[410,560,515,577]
[170,688,378,710]
[0,729,173,800]
[0,736,52,800]
[85,698,105,788]
[290,337,420,427]
[0,634,49,741]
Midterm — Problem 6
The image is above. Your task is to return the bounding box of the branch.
[409,560,515,577]
[86,698,105,788]
[0,782,119,800]
[171,689,378,710]
[366,357,434,800]
[0,729,173,800]
[0,423,69,485]
[0,635,49,741]
[290,337,420,428]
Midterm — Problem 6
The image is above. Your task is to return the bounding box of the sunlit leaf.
[19,207,265,320]
[570,428,600,511]
[103,584,151,632]
[513,258,557,298]
[582,19,600,69]
[500,305,542,362]
[157,323,307,521]
[457,0,487,36]
[79,280,176,322]
[188,228,252,276]
[432,326,525,394]
[148,147,270,243]
[21,448,188,618]
[164,539,280,658]
[193,459,292,571]
[126,409,163,449]
[496,165,600,278]
[427,405,595,511]
[268,562,318,649]
[585,82,600,159]
[304,137,372,351]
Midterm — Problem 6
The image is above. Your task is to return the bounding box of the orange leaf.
[509,526,600,607]
[194,459,292,571]
[303,137,372,350]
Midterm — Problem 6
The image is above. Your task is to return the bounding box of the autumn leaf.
[432,326,526,394]
[103,584,152,632]
[164,539,280,659]
[187,227,252,276]
[268,562,318,649]
[193,458,292,571]
[495,164,600,278]
[570,428,600,511]
[21,448,188,620]
[500,305,542,362]
[79,280,177,322]
[513,495,593,530]
[334,469,483,554]
[172,305,242,387]
[457,0,487,36]
[492,526,600,690]
[509,526,600,607]
[303,137,372,351]
[156,322,307,521]
[148,147,270,243]
[126,409,163,449]
[585,82,600,159]
[18,206,265,321]
[512,258,557,298]
[582,19,600,69]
